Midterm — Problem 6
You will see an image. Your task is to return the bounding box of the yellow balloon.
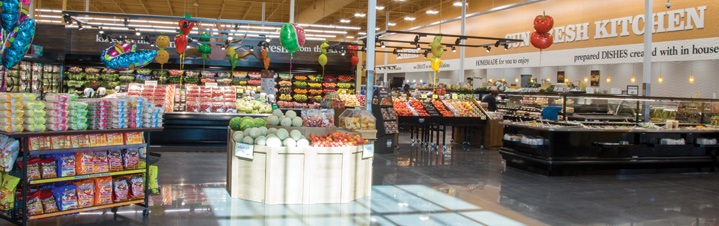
[156,49,169,64]
[429,57,442,72]
[430,35,444,58]
[318,54,328,67]
[225,46,237,56]
[156,36,170,49]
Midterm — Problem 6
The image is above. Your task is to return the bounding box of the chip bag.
[40,190,59,214]
[113,177,129,202]
[94,177,113,205]
[75,179,95,208]
[75,152,94,175]
[25,158,41,181]
[123,149,139,170]
[129,175,144,200]
[51,184,78,211]
[55,154,76,177]
[108,150,123,172]
[0,174,20,210]
[27,191,44,216]
[40,158,58,179]
[93,151,109,173]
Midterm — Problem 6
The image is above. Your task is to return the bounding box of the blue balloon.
[1,0,20,32]
[101,49,157,70]
[2,17,34,69]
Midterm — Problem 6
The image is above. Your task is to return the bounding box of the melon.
[232,131,244,142]
[272,109,284,117]
[242,136,254,145]
[267,115,280,126]
[249,128,261,138]
[255,136,267,145]
[296,138,310,148]
[266,136,282,147]
[290,130,302,140]
[243,128,252,136]
[276,128,289,140]
[285,110,297,119]
[240,119,254,130]
[283,138,296,147]
[268,128,278,135]
[266,134,278,139]
[254,118,266,127]
[280,118,292,127]
[229,117,243,130]
[291,117,302,127]
[259,127,268,136]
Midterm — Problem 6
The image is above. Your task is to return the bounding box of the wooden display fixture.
[226,127,372,204]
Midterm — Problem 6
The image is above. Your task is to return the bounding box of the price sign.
[420,93,428,99]
[418,118,425,123]
[205,82,218,88]
[235,143,254,160]
[451,93,458,99]
[362,144,374,159]
[432,94,438,99]
[144,80,158,86]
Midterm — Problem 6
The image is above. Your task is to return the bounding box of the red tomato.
[533,13,554,33]
[530,32,553,50]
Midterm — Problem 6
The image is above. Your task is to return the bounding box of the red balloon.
[530,32,553,50]
[294,24,306,47]
[179,19,195,35]
[351,55,359,66]
[175,35,188,54]
[533,14,554,34]
[347,45,359,55]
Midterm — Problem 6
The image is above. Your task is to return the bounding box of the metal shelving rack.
[0,127,163,226]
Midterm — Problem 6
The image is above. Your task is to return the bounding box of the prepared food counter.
[500,121,719,176]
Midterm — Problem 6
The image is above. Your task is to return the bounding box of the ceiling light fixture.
[228,37,234,41]
[340,19,351,23]
[98,30,104,34]
[416,43,421,50]
[123,17,129,26]
[426,10,439,14]
[404,16,416,21]
[376,6,385,10]
[414,35,420,43]
[453,2,467,7]
[354,13,366,18]
[135,31,141,36]
[451,46,456,52]
[503,44,509,50]
[485,46,491,52]
[388,22,396,26]
[494,40,501,47]
[380,42,386,48]
[394,0,406,2]
[77,21,83,30]
[250,46,254,52]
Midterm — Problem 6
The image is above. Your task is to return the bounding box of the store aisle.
[10,144,719,226]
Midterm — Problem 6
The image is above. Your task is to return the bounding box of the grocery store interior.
[0,0,718,225]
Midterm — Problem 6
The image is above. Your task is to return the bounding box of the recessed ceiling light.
[376,6,385,10]
[340,19,351,23]
[346,35,354,39]
[426,10,439,14]
[388,22,397,26]
[394,0,406,2]
[354,13,366,18]
[358,32,367,35]
[375,28,380,31]
[453,2,467,7]
[404,16,416,21]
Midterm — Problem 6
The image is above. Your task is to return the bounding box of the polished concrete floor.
[6,135,719,226]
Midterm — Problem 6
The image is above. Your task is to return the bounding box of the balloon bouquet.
[347,45,359,68]
[317,42,328,75]
[0,0,37,92]
[155,35,170,70]
[427,35,444,86]
[279,23,305,75]
[198,32,212,69]
[175,13,195,70]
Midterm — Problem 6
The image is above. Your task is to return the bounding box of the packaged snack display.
[25,158,41,180]
[0,102,23,111]
[301,109,335,127]
[113,177,129,202]
[108,150,123,172]
[29,136,50,151]
[93,151,109,173]
[88,134,108,147]
[94,177,113,205]
[40,190,59,213]
[51,184,78,211]
[45,93,77,103]
[148,165,159,194]
[0,136,19,172]
[68,101,89,130]
[0,124,22,132]
[26,191,44,216]
[107,133,124,146]
[40,158,58,179]
[75,179,95,208]
[338,108,376,130]
[50,136,71,149]
[129,175,144,200]
[0,174,20,210]
[124,132,144,144]
[69,135,89,148]
[47,123,68,131]
[123,149,139,170]
[55,154,76,177]
[85,99,110,130]
[75,152,94,175]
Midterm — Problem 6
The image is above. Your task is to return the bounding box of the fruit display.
[293,88,308,94]
[338,75,353,82]
[293,75,308,81]
[384,121,399,134]
[338,109,376,130]
[276,101,321,109]
[278,81,292,87]
[292,81,308,87]
[442,100,480,117]
[248,72,262,79]
[321,92,345,109]
[309,132,367,147]
[322,82,337,89]
[278,94,293,101]
[409,100,430,117]
[292,94,308,102]
[267,109,304,127]
[247,79,261,86]
[184,86,237,113]
[323,75,337,82]
[309,89,323,95]
[233,71,248,78]
[337,83,353,89]
[229,116,267,131]
[307,82,322,88]
[393,101,415,116]
[302,108,335,127]
[381,108,398,121]
[236,97,272,114]
[339,94,362,107]
[422,102,441,116]
[433,100,455,117]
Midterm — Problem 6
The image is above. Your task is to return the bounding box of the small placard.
[420,93,428,99]
[234,143,254,160]
[205,82,218,88]
[144,80,158,86]
[627,85,639,96]
[362,144,374,159]
[432,94,438,99]
[586,88,595,94]
[451,93,458,99]
[418,118,425,123]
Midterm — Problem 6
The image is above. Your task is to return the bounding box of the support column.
[366,0,377,111]
[289,0,295,23]
[459,0,467,83]
[642,0,652,121]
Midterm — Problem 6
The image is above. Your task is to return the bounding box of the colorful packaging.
[113,177,129,202]
[47,123,68,131]
[26,191,44,216]
[75,179,95,208]
[55,154,76,177]
[40,190,58,213]
[69,135,89,148]
[51,185,78,211]
[148,165,159,194]
[40,158,58,179]
[26,158,41,181]
[88,134,108,147]
[129,175,144,200]
[93,151,109,173]
[0,174,20,210]
[50,136,71,149]
[94,177,113,205]
[29,136,51,151]
[75,152,94,175]
[107,133,124,146]
[108,150,123,172]
[0,138,19,172]
[124,132,144,144]
[123,149,139,170]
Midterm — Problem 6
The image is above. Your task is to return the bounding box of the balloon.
[320,42,329,55]
[263,58,270,70]
[156,35,170,49]
[178,14,195,35]
[174,35,187,54]
[1,0,20,32]
[295,24,306,47]
[347,45,358,55]
[428,57,442,72]
[280,23,305,55]
[261,48,268,59]
[430,35,444,58]
[101,49,157,71]
[155,49,169,64]
[225,47,239,71]
[199,32,211,42]
[351,55,359,66]
[318,54,327,67]
[2,17,34,69]
[530,31,553,49]
[199,44,211,60]
[119,40,136,53]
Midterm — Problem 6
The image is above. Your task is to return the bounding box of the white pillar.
[642,0,652,121]
[366,0,377,111]
[459,0,467,83]
[289,0,295,23]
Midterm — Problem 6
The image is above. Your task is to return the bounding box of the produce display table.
[225,127,372,204]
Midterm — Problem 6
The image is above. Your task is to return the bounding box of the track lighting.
[77,21,83,30]
[494,40,501,47]
[503,44,509,50]
[422,50,429,58]
[451,46,456,52]
[416,43,421,50]
[485,46,491,52]
[250,46,254,52]
[123,18,129,26]
[63,14,72,24]
[380,42,386,48]
[98,30,104,34]
[265,38,271,42]
[135,32,141,36]
[392,49,398,55]
[221,46,226,50]
[414,35,420,43]
[341,51,346,56]
[455,37,462,45]
[228,37,234,41]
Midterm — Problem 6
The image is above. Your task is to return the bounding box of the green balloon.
[199,44,212,54]
[320,42,329,55]
[280,24,300,55]
[200,32,211,42]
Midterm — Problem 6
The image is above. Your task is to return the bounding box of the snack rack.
[0,127,162,226]
[371,87,399,154]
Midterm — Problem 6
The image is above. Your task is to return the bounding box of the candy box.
[69,134,90,148]
[50,136,71,149]
[88,134,108,147]
[124,132,144,144]
[107,133,124,146]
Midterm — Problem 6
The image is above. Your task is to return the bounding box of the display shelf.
[27,143,147,155]
[592,142,646,149]
[0,128,163,137]
[29,169,145,185]
[27,200,144,220]
[695,144,719,148]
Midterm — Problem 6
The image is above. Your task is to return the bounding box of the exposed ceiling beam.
[267,0,287,21]
[241,4,253,20]
[166,0,174,16]
[295,0,354,24]
[138,0,150,15]
[110,0,126,14]
[218,0,226,19]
